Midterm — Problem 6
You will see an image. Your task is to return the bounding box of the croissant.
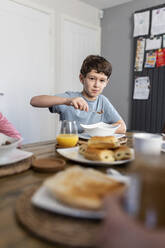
[84,147,115,162]
[78,143,88,155]
[114,146,132,160]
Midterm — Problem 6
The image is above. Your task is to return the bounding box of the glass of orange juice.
[56,120,79,147]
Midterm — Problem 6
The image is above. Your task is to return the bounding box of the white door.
[0,0,55,144]
[61,16,101,92]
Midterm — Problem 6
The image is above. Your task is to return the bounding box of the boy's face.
[80,70,108,100]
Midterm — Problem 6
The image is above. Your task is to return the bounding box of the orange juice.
[56,134,78,147]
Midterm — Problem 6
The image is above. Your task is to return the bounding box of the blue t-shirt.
[49,91,122,132]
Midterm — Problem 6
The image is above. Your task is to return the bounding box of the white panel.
[61,17,100,92]
[0,0,55,144]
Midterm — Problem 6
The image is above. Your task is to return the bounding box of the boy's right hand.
[66,97,89,112]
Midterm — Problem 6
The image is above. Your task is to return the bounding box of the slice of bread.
[88,136,120,149]
[44,166,126,210]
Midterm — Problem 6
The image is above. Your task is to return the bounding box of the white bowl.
[0,134,22,157]
[80,122,120,137]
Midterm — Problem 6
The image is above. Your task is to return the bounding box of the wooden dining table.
[0,133,165,248]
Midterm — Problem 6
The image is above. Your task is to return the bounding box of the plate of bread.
[57,136,134,166]
[32,166,129,219]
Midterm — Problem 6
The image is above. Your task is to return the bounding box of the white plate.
[80,122,120,137]
[0,134,23,157]
[80,122,119,129]
[79,133,125,140]
[32,186,104,219]
[0,148,33,166]
[32,172,130,219]
[57,147,134,166]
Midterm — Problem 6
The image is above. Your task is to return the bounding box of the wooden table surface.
[0,134,164,248]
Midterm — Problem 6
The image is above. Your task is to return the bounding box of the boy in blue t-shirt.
[30,55,126,133]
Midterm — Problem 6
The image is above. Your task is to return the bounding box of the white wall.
[0,0,101,143]
[26,0,101,93]
[0,0,56,144]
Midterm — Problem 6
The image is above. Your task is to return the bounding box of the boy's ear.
[79,74,84,84]
[106,78,110,86]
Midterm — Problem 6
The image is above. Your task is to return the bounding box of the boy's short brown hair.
[80,55,112,79]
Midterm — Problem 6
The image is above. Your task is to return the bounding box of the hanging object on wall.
[151,7,165,35]
[133,76,150,100]
[133,10,150,37]
[134,38,145,71]
[156,48,165,67]
[145,36,162,50]
[144,51,156,68]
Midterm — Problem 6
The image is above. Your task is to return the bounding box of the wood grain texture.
[0,139,65,248]
[16,186,100,247]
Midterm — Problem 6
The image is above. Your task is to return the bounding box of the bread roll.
[78,144,88,156]
[114,146,132,160]
[44,166,125,210]
[84,147,115,162]
[88,136,120,149]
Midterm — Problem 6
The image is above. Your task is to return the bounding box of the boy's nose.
[94,80,100,87]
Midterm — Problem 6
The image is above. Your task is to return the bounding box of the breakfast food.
[78,136,133,162]
[88,136,120,149]
[78,143,88,155]
[84,147,115,162]
[44,166,126,210]
[114,146,132,160]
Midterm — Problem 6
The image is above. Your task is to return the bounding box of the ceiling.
[79,0,134,9]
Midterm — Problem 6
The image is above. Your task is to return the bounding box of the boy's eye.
[90,77,94,80]
[100,80,106,84]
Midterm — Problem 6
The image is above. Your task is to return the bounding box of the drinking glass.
[133,133,162,155]
[56,120,78,147]
[124,167,165,229]
[133,133,163,167]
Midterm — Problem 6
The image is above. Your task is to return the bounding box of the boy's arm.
[30,95,70,107]
[113,119,126,134]
[30,95,89,111]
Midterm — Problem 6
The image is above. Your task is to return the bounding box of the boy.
[30,55,126,133]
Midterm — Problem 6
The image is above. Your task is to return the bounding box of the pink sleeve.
[0,113,22,139]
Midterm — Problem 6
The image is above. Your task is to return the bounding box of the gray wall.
[101,0,165,129]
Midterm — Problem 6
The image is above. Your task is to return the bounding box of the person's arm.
[30,95,71,107]
[113,119,126,134]
[96,196,165,248]
[30,95,89,111]
[0,113,22,140]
